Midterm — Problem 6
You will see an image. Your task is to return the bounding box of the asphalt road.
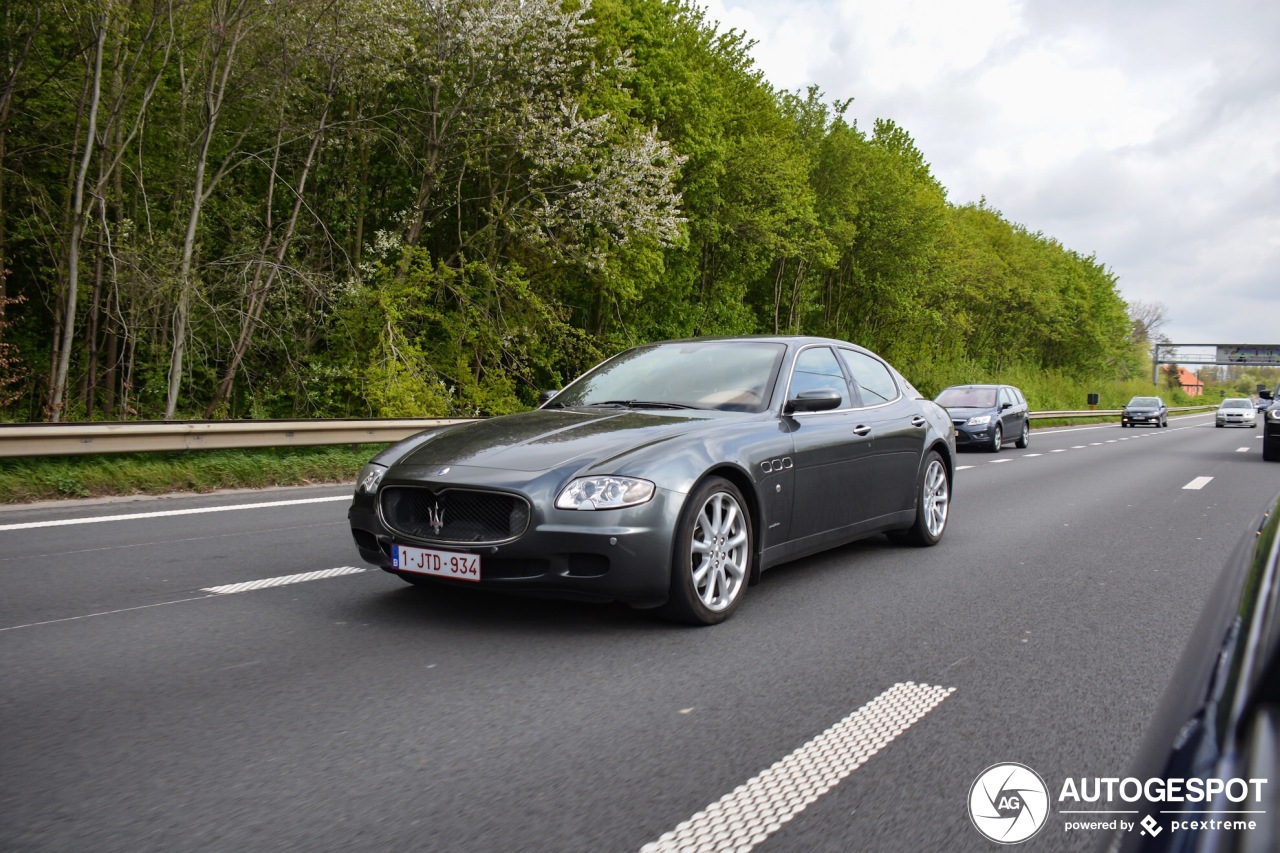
[2,413,1277,853]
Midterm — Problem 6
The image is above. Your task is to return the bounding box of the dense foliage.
[0,0,1144,423]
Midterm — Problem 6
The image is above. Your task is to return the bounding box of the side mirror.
[539,389,559,405]
[1000,402,1012,411]
[1262,390,1274,400]
[786,388,843,413]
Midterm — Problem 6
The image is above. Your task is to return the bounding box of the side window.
[998,388,1011,408]
[788,347,851,408]
[839,349,899,405]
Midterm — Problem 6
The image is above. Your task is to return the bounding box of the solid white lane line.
[203,566,365,594]
[639,682,955,853]
[0,495,350,532]
[0,596,216,633]
[1182,476,1214,490]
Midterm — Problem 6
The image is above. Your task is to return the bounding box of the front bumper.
[348,481,682,606]
[952,423,994,446]
[1121,412,1162,425]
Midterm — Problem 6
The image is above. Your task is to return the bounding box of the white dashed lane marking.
[203,566,365,594]
[639,682,955,853]
[1236,447,1250,453]
[1182,476,1214,490]
[0,495,350,532]
[2,565,370,632]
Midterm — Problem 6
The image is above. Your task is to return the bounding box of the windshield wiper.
[583,399,700,410]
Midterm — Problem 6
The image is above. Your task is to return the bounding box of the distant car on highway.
[1108,489,1280,851]
[934,384,1030,452]
[348,336,956,625]
[1120,396,1168,428]
[1262,385,1280,461]
[1215,397,1258,428]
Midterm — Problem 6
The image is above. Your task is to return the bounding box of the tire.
[1015,420,1030,449]
[1216,422,1223,428]
[989,423,1003,452]
[893,451,950,547]
[1121,422,1128,428]
[657,477,752,625]
[1264,439,1280,462]
[1161,416,1168,427]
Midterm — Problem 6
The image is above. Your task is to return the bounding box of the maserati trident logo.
[968,763,1049,844]
[427,502,445,536]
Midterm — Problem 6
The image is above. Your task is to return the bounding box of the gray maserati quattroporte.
[348,336,956,624]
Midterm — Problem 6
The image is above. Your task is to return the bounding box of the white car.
[1215,397,1258,428]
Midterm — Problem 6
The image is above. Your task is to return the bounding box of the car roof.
[646,334,881,355]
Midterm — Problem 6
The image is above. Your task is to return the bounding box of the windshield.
[549,341,787,413]
[1221,399,1252,409]
[1127,397,1161,407]
[935,387,997,408]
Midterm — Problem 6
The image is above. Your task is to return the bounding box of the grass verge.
[0,445,386,504]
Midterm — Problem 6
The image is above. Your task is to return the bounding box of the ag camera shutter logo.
[968,763,1050,844]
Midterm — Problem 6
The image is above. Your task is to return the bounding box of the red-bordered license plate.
[393,544,481,582]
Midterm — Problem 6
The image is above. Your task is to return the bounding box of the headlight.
[555,476,655,510]
[1272,409,1280,420]
[966,415,992,426]
[356,462,388,495]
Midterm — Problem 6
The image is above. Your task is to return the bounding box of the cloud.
[698,0,1280,344]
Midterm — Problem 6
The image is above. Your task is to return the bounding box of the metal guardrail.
[1028,405,1216,420]
[0,406,1220,457]
[0,418,474,457]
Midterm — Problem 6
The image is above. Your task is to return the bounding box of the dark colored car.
[1262,385,1280,461]
[934,384,1030,452]
[348,336,957,625]
[1104,491,1280,851]
[1121,396,1168,428]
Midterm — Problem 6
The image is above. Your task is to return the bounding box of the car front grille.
[380,485,531,545]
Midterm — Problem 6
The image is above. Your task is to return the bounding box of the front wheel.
[892,451,950,547]
[989,423,1003,452]
[658,477,753,625]
[1015,420,1030,449]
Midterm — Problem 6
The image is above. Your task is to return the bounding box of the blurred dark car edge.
[1106,491,1280,852]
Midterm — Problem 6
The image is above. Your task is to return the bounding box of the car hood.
[940,406,994,419]
[393,408,721,473]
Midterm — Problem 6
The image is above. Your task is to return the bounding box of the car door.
[838,348,926,520]
[783,345,869,547]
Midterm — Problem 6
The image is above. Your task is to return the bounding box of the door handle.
[853,424,872,437]
[911,416,926,427]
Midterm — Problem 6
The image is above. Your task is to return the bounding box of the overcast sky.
[698,0,1280,349]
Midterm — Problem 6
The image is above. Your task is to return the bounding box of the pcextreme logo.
[968,763,1050,844]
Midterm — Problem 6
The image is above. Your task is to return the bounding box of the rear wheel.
[989,423,1003,452]
[892,451,950,547]
[658,477,752,625]
[1015,420,1030,449]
